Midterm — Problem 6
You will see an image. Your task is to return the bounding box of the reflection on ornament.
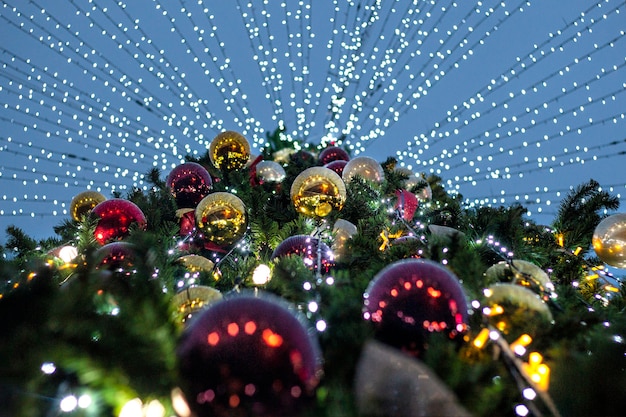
[70,191,107,221]
[177,255,215,276]
[363,259,468,355]
[482,283,553,338]
[173,285,222,323]
[94,241,135,272]
[291,167,346,218]
[209,130,250,171]
[592,213,626,268]
[272,235,335,274]
[318,146,350,165]
[332,219,357,261]
[92,199,147,244]
[176,293,322,417]
[485,260,555,298]
[256,160,286,182]
[342,156,385,184]
[195,192,247,247]
[166,162,213,209]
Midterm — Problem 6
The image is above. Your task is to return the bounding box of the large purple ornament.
[318,146,350,165]
[271,235,334,274]
[94,241,135,272]
[166,162,213,209]
[324,160,347,177]
[363,259,468,355]
[92,199,146,245]
[177,293,322,417]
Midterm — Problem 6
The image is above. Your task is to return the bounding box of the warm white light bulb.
[252,264,271,285]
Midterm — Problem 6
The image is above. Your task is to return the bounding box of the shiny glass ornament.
[394,189,418,221]
[209,130,250,171]
[290,167,346,218]
[255,160,286,182]
[271,235,334,274]
[92,199,147,244]
[485,260,555,297]
[70,191,107,221]
[363,259,468,355]
[177,254,215,275]
[324,160,347,176]
[195,192,247,247]
[173,285,222,323]
[318,146,350,165]
[332,219,357,261]
[177,292,322,417]
[482,283,553,338]
[94,241,135,272]
[342,156,385,184]
[592,213,626,268]
[166,162,213,209]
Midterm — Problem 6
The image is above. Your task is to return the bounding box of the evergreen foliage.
[0,134,624,416]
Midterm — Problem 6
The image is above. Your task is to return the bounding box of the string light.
[0,1,624,238]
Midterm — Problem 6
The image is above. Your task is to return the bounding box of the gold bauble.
[177,254,215,275]
[173,285,222,323]
[482,283,553,338]
[70,191,106,221]
[485,260,554,296]
[290,167,347,218]
[209,131,250,171]
[592,213,626,268]
[342,156,385,184]
[195,192,247,246]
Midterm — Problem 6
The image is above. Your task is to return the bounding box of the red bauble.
[324,160,347,176]
[394,189,419,221]
[166,162,213,209]
[271,235,334,274]
[318,146,350,165]
[92,199,147,244]
[363,259,468,355]
[177,293,322,417]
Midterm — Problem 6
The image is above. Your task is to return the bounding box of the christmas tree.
[1,129,625,417]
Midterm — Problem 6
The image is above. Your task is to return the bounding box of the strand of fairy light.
[0,47,196,161]
[354,0,523,145]
[440,38,626,171]
[396,5,623,182]
[0,3,191,165]
[395,2,625,216]
[397,0,622,159]
[352,0,531,150]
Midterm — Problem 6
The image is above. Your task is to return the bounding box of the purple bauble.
[92,199,146,245]
[363,259,468,355]
[177,293,322,417]
[166,162,213,209]
[324,160,347,177]
[271,235,334,274]
[94,241,135,272]
[318,146,350,165]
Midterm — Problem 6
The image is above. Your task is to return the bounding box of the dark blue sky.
[1,0,624,242]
